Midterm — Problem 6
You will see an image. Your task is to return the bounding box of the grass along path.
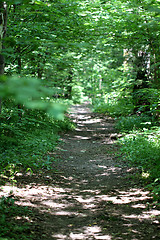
[1,103,160,239]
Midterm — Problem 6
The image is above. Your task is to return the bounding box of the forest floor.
[2,103,160,239]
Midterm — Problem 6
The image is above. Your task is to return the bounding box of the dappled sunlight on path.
[1,103,159,239]
[1,174,159,239]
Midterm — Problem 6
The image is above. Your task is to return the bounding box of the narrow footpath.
[13,103,160,239]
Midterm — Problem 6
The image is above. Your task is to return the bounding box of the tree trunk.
[133,51,150,114]
[0,2,7,113]
[65,70,72,99]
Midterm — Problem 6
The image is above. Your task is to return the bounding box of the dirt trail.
[9,103,160,239]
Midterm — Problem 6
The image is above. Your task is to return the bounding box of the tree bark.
[0,2,7,113]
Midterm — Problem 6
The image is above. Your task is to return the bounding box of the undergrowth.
[93,94,160,204]
[115,115,156,132]
[0,102,75,239]
[92,92,134,117]
[0,196,32,239]
[0,107,75,181]
[115,114,160,204]
[118,129,160,203]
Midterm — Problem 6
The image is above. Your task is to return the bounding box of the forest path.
[16,103,159,239]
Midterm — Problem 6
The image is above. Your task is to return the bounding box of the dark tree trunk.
[133,51,150,114]
[65,70,72,99]
[0,2,7,113]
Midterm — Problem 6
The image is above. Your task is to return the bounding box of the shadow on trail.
[12,171,159,240]
[1,103,159,239]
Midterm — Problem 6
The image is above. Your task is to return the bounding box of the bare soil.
[4,103,160,239]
